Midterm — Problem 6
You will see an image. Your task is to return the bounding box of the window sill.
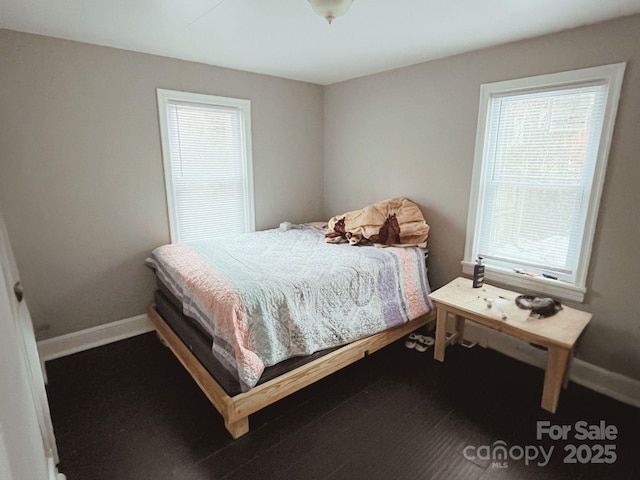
[461,262,586,303]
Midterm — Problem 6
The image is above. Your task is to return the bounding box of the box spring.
[154,283,339,396]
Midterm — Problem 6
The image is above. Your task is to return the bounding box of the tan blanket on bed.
[325,197,430,247]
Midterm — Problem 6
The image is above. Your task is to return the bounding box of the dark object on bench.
[515,295,563,318]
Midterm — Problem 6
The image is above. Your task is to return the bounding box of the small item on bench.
[484,297,508,320]
[473,256,485,288]
[515,295,562,318]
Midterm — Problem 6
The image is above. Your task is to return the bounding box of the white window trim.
[156,89,255,243]
[463,63,626,302]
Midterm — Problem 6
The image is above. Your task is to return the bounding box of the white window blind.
[464,64,625,301]
[157,90,254,243]
[479,85,606,277]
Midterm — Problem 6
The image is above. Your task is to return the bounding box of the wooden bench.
[428,277,591,413]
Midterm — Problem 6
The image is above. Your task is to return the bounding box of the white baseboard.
[570,358,640,408]
[37,314,154,363]
[457,321,640,408]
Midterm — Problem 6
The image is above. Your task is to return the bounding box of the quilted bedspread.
[146,225,433,391]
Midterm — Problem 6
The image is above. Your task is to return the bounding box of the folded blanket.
[325,197,430,247]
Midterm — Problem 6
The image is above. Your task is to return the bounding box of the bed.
[146,223,435,438]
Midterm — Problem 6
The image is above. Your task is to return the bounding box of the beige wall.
[2,15,640,382]
[324,15,640,380]
[0,30,324,339]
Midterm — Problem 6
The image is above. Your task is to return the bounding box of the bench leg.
[562,348,574,389]
[541,347,570,413]
[434,307,448,362]
[454,314,466,345]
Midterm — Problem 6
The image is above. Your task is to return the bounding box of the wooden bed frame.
[148,305,436,438]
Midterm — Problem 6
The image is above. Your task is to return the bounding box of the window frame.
[156,88,255,243]
[462,63,626,302]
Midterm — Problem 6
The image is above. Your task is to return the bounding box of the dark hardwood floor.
[46,331,639,480]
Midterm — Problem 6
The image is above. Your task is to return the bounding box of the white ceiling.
[2,0,640,85]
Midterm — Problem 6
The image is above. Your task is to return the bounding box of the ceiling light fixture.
[308,0,353,24]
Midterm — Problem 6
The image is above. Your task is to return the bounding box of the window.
[157,89,255,243]
[463,63,625,301]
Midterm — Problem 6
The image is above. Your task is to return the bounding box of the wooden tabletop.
[428,277,591,349]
